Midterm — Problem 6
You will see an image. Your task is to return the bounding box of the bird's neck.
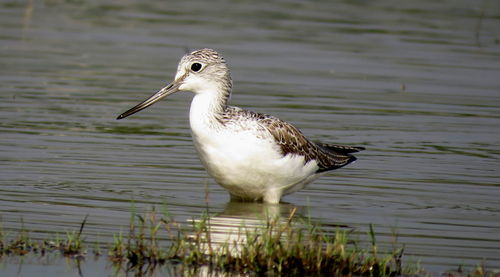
[189,87,230,133]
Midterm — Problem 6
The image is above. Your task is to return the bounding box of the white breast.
[189,93,319,202]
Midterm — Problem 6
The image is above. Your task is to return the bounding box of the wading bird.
[117,49,364,203]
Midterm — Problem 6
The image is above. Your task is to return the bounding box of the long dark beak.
[116,81,180,120]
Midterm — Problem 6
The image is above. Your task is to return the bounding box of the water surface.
[1,0,499,274]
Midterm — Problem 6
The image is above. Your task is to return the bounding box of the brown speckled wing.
[222,107,362,173]
[260,117,358,173]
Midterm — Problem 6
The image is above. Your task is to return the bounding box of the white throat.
[189,89,226,135]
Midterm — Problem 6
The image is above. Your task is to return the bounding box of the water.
[1,0,499,275]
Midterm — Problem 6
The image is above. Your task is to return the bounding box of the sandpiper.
[117,48,364,203]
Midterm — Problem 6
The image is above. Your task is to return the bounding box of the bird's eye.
[191,63,202,72]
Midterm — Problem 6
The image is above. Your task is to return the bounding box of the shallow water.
[1,0,499,275]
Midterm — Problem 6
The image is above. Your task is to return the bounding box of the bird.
[117,48,364,204]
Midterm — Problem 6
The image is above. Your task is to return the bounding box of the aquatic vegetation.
[107,207,418,276]
[0,216,87,258]
[442,263,500,277]
[1,208,497,276]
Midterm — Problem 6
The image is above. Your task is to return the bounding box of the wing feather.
[221,107,363,173]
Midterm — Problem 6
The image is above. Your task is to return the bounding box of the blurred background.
[1,0,499,274]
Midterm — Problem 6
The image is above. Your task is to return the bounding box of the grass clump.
[107,207,418,276]
[195,216,406,275]
[8,206,499,276]
[0,216,88,258]
[443,263,500,277]
[108,206,174,267]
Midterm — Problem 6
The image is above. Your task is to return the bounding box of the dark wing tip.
[319,143,365,154]
[315,143,364,173]
[351,146,365,152]
[316,153,357,173]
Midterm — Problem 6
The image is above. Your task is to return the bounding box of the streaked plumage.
[117,48,364,203]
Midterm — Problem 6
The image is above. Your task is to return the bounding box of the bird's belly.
[192,131,318,200]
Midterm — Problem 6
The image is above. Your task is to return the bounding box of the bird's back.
[221,106,364,173]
